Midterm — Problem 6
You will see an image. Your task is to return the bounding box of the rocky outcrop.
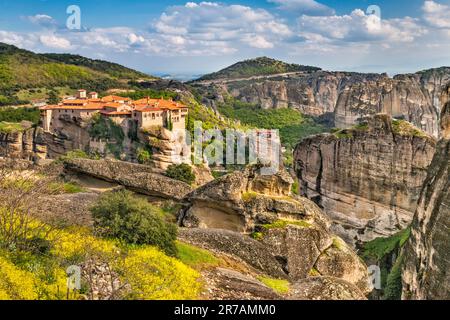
[201,267,282,300]
[288,277,366,300]
[178,165,369,294]
[334,76,439,137]
[402,103,450,300]
[64,158,192,200]
[193,67,450,137]
[139,126,191,171]
[294,114,436,245]
[0,121,47,160]
[42,116,92,159]
[178,228,287,279]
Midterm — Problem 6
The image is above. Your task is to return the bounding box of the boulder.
[314,237,370,294]
[288,277,367,300]
[178,228,287,279]
[179,166,369,292]
[64,158,193,200]
[203,268,282,300]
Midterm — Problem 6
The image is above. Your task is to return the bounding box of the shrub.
[165,164,195,185]
[90,190,178,256]
[137,147,152,165]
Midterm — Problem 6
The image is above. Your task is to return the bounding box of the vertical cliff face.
[294,114,436,245]
[0,121,47,160]
[194,67,450,138]
[402,103,450,300]
[334,76,439,137]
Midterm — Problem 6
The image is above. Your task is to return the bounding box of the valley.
[0,45,449,301]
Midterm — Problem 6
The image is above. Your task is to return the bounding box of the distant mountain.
[195,57,321,81]
[0,43,154,99]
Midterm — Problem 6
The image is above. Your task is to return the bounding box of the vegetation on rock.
[360,228,411,300]
[90,190,178,256]
[257,276,290,295]
[165,163,196,185]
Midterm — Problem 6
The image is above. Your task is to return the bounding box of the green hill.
[41,53,152,80]
[196,57,321,81]
[0,43,154,105]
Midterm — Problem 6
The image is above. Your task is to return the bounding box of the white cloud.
[26,14,58,28]
[242,34,274,48]
[269,0,335,16]
[298,9,427,43]
[39,34,72,49]
[152,1,292,54]
[423,1,450,28]
[0,31,27,47]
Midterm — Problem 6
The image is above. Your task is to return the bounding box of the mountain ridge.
[195,56,321,81]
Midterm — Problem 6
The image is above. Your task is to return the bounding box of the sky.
[0,0,449,77]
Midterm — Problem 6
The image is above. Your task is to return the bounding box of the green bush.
[137,147,152,164]
[165,164,196,185]
[90,190,178,256]
[0,107,40,124]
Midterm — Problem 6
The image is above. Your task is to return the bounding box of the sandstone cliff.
[178,165,370,295]
[193,67,450,137]
[0,121,47,160]
[294,114,436,245]
[402,103,450,300]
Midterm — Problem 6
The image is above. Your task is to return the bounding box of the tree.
[47,90,60,105]
[165,164,195,185]
[90,190,178,256]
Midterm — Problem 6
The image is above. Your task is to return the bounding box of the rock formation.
[288,276,367,300]
[64,158,193,200]
[294,114,436,245]
[192,67,450,137]
[402,102,450,300]
[0,121,47,160]
[139,126,191,171]
[178,165,370,295]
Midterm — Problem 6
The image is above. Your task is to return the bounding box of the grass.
[0,122,25,133]
[251,232,264,241]
[392,119,429,138]
[332,237,345,251]
[262,219,311,230]
[242,191,259,202]
[257,276,290,295]
[309,268,321,277]
[361,227,411,261]
[48,181,85,194]
[176,241,219,270]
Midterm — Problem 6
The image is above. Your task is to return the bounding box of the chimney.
[88,92,98,99]
[77,89,87,99]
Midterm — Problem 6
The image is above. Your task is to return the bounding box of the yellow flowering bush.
[0,255,38,300]
[48,227,117,263]
[0,252,75,300]
[1,222,203,300]
[116,247,202,300]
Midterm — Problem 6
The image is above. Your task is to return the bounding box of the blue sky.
[0,0,449,76]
